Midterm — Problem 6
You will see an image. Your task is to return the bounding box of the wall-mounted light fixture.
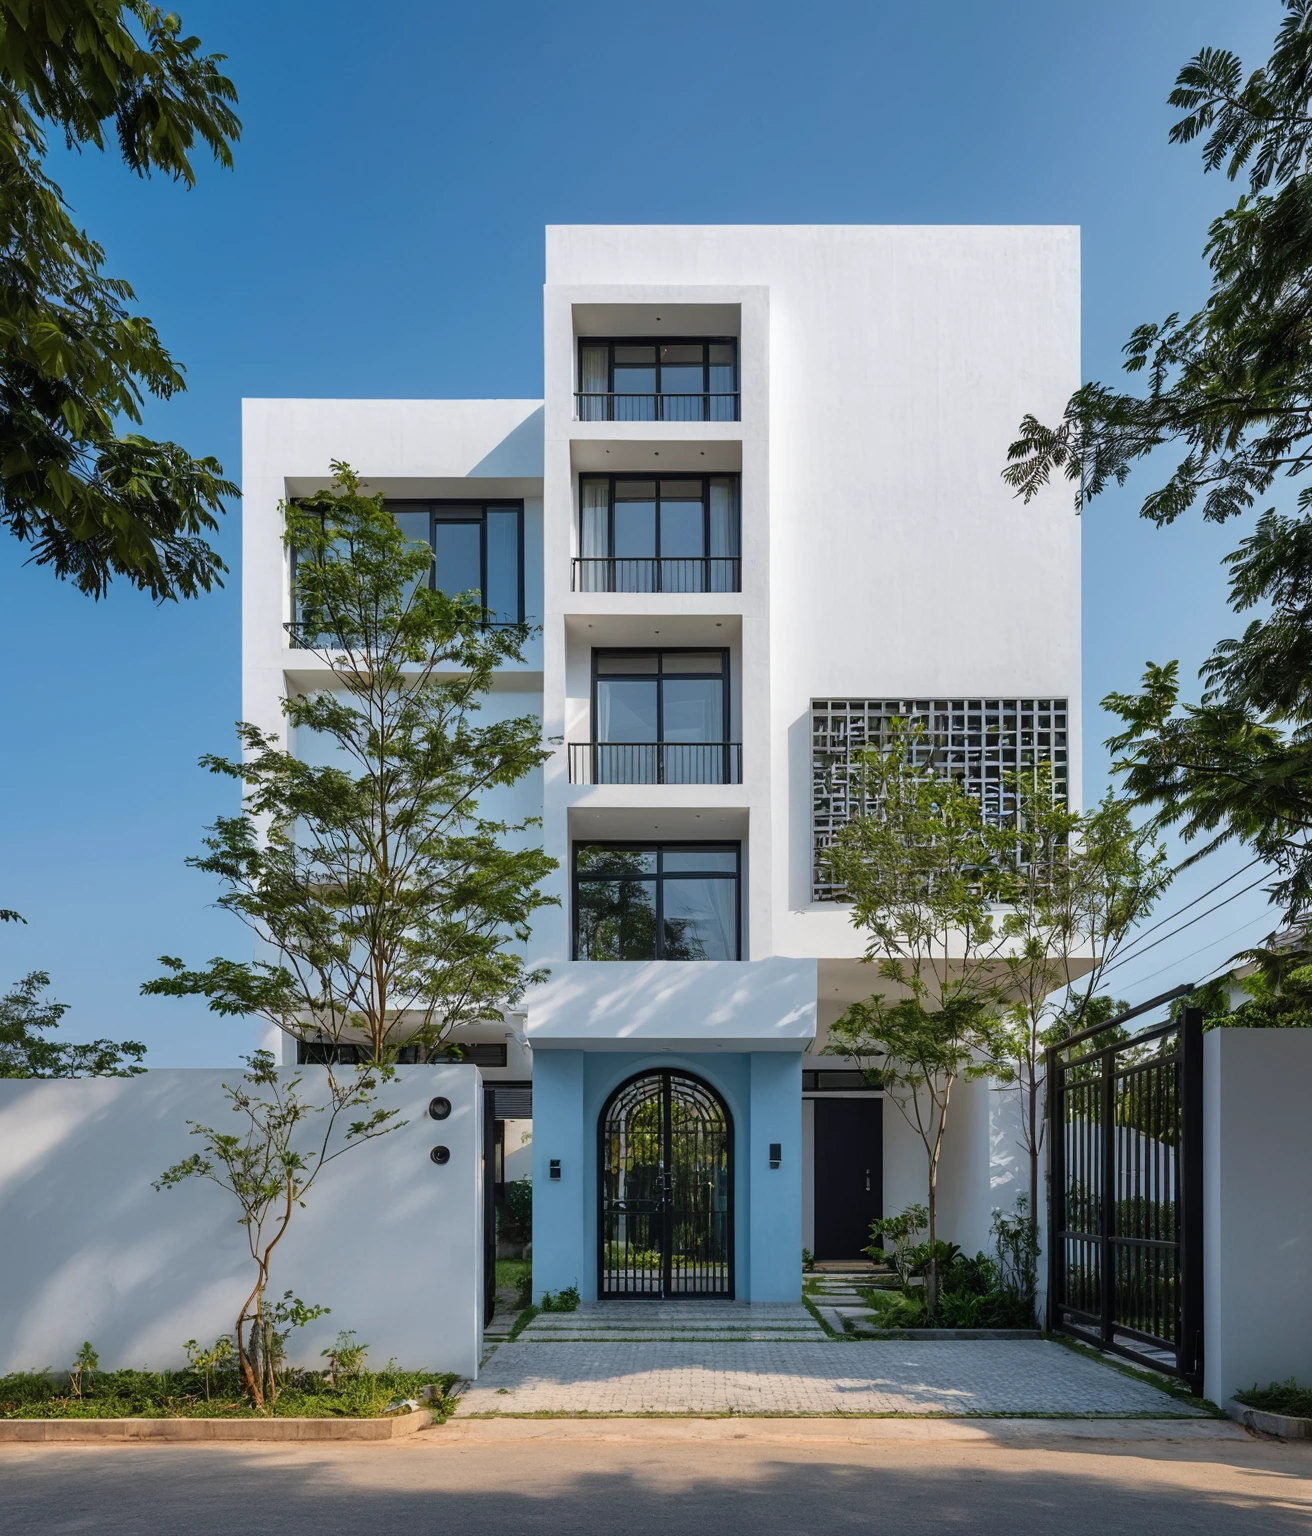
[769,1143,782,1170]
[430,1145,451,1165]
[428,1096,451,1121]
[549,1159,562,1181]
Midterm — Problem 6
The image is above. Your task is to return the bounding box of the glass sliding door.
[575,475,741,594]
[592,649,731,785]
[612,480,656,593]
[575,338,739,421]
[612,345,657,420]
[657,479,704,593]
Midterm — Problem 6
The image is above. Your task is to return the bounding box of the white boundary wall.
[1204,1029,1312,1406]
[0,1067,483,1378]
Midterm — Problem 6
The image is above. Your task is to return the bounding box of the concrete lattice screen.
[810,697,1070,901]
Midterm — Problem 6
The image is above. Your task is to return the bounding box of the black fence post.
[1046,1043,1063,1332]
[1179,1006,1205,1394]
[1099,1045,1116,1347]
[484,1087,497,1329]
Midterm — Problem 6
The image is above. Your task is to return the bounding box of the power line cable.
[1111,855,1263,961]
[1100,871,1272,979]
[1111,911,1275,998]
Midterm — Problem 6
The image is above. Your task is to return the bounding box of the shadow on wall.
[527,956,817,1044]
[788,709,814,910]
[0,1069,482,1376]
[468,405,545,479]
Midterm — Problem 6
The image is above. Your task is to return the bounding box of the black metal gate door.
[598,1069,733,1298]
[1047,1007,1203,1392]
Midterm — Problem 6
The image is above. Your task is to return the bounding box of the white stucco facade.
[241,225,1080,1306]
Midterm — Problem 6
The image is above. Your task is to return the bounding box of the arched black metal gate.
[598,1068,733,1298]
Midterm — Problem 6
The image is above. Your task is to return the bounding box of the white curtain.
[663,877,737,960]
[580,479,609,591]
[709,477,739,592]
[580,345,609,419]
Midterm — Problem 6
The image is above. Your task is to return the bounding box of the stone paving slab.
[520,1301,824,1343]
[459,1339,1202,1418]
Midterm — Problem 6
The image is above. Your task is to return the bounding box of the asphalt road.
[2,1420,1309,1535]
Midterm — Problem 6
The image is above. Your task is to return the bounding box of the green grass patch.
[801,1295,848,1339]
[1234,1379,1312,1418]
[507,1305,539,1341]
[495,1259,533,1309]
[0,1368,459,1421]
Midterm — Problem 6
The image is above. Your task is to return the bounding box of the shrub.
[500,1178,532,1245]
[1235,1379,1312,1418]
[865,1204,928,1285]
[320,1331,368,1385]
[539,1285,580,1313]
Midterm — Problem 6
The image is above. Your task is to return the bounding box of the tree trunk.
[926,1161,938,1318]
[1029,1075,1040,1220]
[234,1275,265,1408]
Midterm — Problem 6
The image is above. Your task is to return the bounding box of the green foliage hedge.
[0,1368,458,1420]
[1235,1379,1312,1419]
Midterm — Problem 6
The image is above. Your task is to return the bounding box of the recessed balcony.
[568,742,743,785]
[576,338,739,422]
[571,648,740,785]
[575,474,741,594]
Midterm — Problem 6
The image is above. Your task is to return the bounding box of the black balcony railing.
[572,557,741,594]
[569,742,743,785]
[575,392,740,423]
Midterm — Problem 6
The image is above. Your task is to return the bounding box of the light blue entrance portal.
[531,1049,802,1303]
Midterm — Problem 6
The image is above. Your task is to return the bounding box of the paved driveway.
[459,1337,1200,1417]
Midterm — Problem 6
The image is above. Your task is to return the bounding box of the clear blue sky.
[0,0,1284,1063]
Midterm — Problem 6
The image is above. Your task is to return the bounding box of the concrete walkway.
[462,1329,1203,1417]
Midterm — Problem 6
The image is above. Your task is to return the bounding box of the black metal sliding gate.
[1047,1007,1204,1393]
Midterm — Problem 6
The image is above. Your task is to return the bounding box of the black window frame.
[577,473,740,567]
[296,1040,508,1066]
[591,647,731,746]
[386,498,525,625]
[571,840,742,962]
[577,336,739,419]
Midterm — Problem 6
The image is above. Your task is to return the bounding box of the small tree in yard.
[142,462,557,1062]
[155,1050,396,1409]
[823,726,1011,1316]
[994,771,1170,1220]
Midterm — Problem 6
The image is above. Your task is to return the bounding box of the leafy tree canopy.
[1004,2,1312,918]
[0,1,240,599]
[0,968,145,1076]
[144,464,557,1064]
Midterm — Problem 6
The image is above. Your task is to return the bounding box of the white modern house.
[242,224,1081,1306]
